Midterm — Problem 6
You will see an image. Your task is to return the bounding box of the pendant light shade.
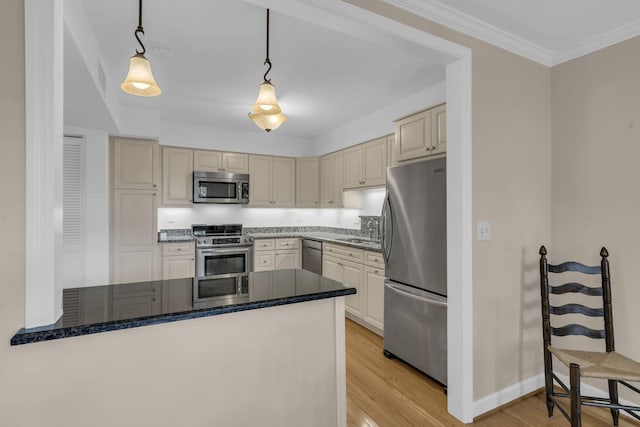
[121,0,161,97]
[251,82,281,115]
[249,9,285,132]
[249,112,287,132]
[121,53,161,96]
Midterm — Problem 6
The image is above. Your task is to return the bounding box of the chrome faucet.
[366,219,379,241]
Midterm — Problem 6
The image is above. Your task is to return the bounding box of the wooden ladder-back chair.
[539,246,640,426]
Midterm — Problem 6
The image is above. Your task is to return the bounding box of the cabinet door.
[320,153,336,207]
[249,155,273,206]
[322,255,342,282]
[193,150,223,172]
[162,147,193,205]
[343,260,364,318]
[364,266,385,332]
[332,151,344,207]
[113,138,158,190]
[113,189,158,284]
[272,157,296,207]
[295,157,319,207]
[254,251,275,271]
[387,134,397,167]
[222,152,249,173]
[342,145,363,189]
[395,110,432,162]
[431,104,447,155]
[362,137,387,187]
[162,255,195,280]
[275,250,299,270]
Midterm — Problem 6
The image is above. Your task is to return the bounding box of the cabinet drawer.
[255,239,276,251]
[364,250,384,269]
[276,238,299,250]
[323,243,363,263]
[162,242,195,256]
[255,251,275,271]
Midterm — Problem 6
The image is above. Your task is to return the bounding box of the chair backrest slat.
[548,261,601,275]
[550,282,603,296]
[549,303,604,317]
[551,324,606,339]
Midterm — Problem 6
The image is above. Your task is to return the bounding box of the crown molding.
[551,17,640,65]
[381,0,555,66]
[382,0,640,67]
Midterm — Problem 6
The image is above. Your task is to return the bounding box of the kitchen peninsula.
[11,270,355,427]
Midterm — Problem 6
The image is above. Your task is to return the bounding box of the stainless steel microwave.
[193,171,250,204]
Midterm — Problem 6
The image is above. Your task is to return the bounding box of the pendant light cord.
[263,9,272,83]
[134,0,146,55]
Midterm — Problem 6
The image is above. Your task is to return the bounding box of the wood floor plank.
[345,319,640,427]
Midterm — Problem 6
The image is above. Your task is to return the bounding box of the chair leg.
[570,363,582,427]
[543,350,555,417]
[608,379,620,426]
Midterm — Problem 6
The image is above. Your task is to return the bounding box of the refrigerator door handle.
[385,283,448,307]
[381,190,393,265]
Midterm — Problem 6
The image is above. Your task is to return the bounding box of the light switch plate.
[477,220,491,241]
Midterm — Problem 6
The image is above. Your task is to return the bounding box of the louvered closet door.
[63,136,85,288]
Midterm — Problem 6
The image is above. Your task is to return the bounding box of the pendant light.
[249,9,286,132]
[121,0,161,97]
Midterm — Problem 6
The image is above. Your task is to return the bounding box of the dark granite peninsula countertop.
[11,269,355,346]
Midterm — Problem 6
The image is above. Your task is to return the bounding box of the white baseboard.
[473,373,545,418]
[472,372,639,421]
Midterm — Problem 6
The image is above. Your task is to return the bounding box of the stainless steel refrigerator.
[381,157,447,386]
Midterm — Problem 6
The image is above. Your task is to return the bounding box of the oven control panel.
[196,235,254,247]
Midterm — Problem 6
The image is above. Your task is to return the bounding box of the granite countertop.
[157,228,382,252]
[247,232,382,252]
[11,269,355,346]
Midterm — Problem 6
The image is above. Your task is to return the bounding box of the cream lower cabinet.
[254,238,300,271]
[249,155,295,207]
[162,242,195,279]
[323,242,384,334]
[112,189,159,284]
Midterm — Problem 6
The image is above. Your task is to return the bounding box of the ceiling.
[73,0,447,139]
[70,0,640,139]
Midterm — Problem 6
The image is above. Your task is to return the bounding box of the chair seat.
[549,346,640,382]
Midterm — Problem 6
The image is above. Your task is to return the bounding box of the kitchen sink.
[335,238,380,246]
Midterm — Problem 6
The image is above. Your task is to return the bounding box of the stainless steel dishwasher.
[302,238,322,275]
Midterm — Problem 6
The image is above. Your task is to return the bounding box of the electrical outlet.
[477,220,491,241]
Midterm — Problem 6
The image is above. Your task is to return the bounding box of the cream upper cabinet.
[387,134,397,167]
[162,147,193,205]
[362,137,387,187]
[343,137,387,189]
[113,137,159,190]
[194,150,248,173]
[249,155,295,207]
[295,157,319,207]
[431,104,447,156]
[394,103,446,162]
[320,151,343,207]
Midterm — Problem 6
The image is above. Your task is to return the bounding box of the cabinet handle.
[153,193,156,196]
[177,248,181,251]
[191,258,194,261]
[153,184,157,188]
[152,298,156,302]
[329,201,333,204]
[374,270,379,274]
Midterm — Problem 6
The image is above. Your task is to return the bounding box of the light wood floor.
[346,319,640,427]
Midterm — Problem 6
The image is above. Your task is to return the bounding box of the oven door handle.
[198,247,252,255]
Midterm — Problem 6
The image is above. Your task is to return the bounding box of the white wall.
[158,188,386,230]
[312,81,445,155]
[64,126,110,287]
